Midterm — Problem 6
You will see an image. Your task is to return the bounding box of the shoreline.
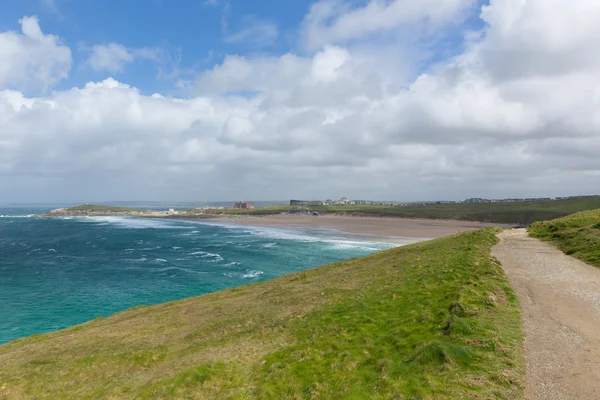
[39,211,507,245]
[162,214,503,244]
[209,214,498,244]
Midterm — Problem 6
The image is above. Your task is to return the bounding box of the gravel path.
[492,229,600,400]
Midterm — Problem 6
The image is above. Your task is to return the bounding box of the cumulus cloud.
[0,16,71,91]
[1,1,600,203]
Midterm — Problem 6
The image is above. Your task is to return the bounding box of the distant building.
[290,200,311,206]
[310,200,324,206]
[333,197,352,205]
[464,198,490,204]
[491,198,523,203]
[556,195,599,200]
[234,201,255,209]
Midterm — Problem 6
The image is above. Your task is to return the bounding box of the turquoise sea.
[0,207,398,345]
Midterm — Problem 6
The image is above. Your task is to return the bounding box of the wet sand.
[213,214,500,244]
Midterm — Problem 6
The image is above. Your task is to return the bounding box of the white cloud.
[477,0,600,80]
[0,16,72,91]
[84,43,134,73]
[223,16,279,47]
[83,43,167,74]
[301,0,476,51]
[2,0,600,203]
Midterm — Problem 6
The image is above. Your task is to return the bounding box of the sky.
[1,0,599,204]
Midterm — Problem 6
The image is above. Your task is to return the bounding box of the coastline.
[175,214,500,244]
[40,210,503,245]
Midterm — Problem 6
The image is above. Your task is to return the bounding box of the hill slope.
[529,208,600,267]
[0,229,523,399]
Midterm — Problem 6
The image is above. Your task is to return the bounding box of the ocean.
[0,207,397,345]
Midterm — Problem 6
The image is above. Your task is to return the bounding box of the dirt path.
[492,229,600,400]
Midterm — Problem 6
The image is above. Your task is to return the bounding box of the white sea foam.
[155,266,208,276]
[263,243,277,248]
[191,220,397,251]
[189,251,224,262]
[77,216,189,230]
[155,258,168,263]
[243,270,264,278]
[0,214,33,218]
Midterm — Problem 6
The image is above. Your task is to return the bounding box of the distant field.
[66,204,144,213]
[197,206,294,216]
[0,228,523,399]
[529,209,600,268]
[201,198,600,225]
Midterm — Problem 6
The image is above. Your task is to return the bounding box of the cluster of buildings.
[290,197,396,206]
[288,194,600,208]
[234,201,255,209]
[463,194,600,204]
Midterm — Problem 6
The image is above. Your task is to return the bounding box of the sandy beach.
[212,214,500,244]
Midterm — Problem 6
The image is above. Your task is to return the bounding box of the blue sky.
[1,0,599,203]
[0,0,315,95]
[0,0,485,96]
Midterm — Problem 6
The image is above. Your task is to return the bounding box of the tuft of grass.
[529,208,600,267]
[0,228,523,399]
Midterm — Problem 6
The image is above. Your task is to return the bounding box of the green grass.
[200,198,600,225]
[197,206,295,216]
[309,198,600,224]
[528,208,600,267]
[0,228,523,399]
[66,204,144,213]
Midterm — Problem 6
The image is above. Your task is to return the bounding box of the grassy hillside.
[201,198,600,225]
[312,198,600,224]
[66,204,144,213]
[529,209,600,267]
[197,206,294,216]
[0,229,523,399]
